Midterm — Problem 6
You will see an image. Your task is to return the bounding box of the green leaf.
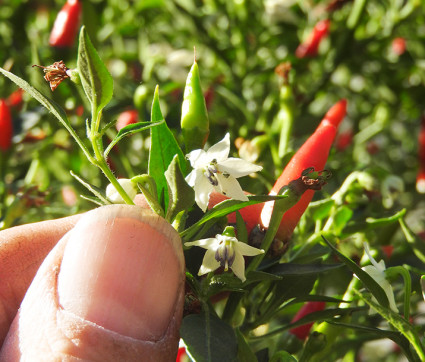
[70,171,111,205]
[235,211,248,243]
[181,194,288,240]
[270,351,297,362]
[236,329,257,362]
[77,26,113,115]
[0,67,70,133]
[266,263,343,276]
[180,312,238,362]
[148,86,187,210]
[104,120,164,157]
[354,290,425,361]
[321,236,390,309]
[255,307,362,340]
[165,154,195,222]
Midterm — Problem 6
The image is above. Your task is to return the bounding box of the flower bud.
[106,179,138,204]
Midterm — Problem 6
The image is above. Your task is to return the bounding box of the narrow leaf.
[181,194,288,239]
[77,26,113,114]
[104,120,164,157]
[354,290,425,361]
[321,236,389,309]
[70,171,111,205]
[266,263,343,276]
[0,68,71,132]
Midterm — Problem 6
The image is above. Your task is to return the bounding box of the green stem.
[87,102,134,205]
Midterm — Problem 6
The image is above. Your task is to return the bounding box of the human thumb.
[1,205,185,361]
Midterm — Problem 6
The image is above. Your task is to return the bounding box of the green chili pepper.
[181,60,210,152]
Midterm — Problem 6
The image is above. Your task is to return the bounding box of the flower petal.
[185,238,219,250]
[231,252,247,282]
[194,174,214,211]
[186,149,206,168]
[198,249,221,275]
[185,169,198,187]
[216,174,248,201]
[219,158,263,178]
[206,133,230,162]
[234,241,265,257]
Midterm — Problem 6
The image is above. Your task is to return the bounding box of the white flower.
[106,178,138,204]
[185,133,263,211]
[185,232,264,282]
[362,243,398,313]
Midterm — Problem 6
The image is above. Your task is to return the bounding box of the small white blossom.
[185,233,264,282]
[106,178,138,204]
[185,133,262,211]
[362,243,398,313]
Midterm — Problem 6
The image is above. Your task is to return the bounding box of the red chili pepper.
[295,19,331,58]
[116,110,139,131]
[289,301,326,340]
[0,99,13,151]
[416,115,425,193]
[49,0,82,48]
[381,245,394,259]
[335,129,353,151]
[261,99,347,242]
[208,191,264,236]
[391,37,406,56]
[6,88,24,110]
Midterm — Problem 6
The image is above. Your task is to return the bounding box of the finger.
[1,205,185,361]
[0,214,81,345]
[0,194,150,345]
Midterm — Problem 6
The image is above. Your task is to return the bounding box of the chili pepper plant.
[1,0,425,361]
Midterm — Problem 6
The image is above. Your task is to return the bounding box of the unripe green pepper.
[181,60,209,152]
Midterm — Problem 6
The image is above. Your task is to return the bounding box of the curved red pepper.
[0,99,13,151]
[261,99,347,242]
[289,301,326,340]
[295,19,331,58]
[49,0,82,48]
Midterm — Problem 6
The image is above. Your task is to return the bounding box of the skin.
[0,196,184,361]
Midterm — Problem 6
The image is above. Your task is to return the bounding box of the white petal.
[219,158,263,178]
[380,279,398,312]
[185,238,219,250]
[363,243,385,271]
[185,169,202,187]
[216,174,249,201]
[194,174,214,211]
[206,133,230,162]
[234,241,265,257]
[186,149,207,168]
[362,265,386,284]
[198,249,221,275]
[231,252,246,282]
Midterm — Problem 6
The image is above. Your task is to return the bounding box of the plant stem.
[89,107,134,205]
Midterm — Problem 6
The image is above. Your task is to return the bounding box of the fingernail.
[57,205,184,340]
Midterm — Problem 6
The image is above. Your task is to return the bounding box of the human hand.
[0,203,185,361]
